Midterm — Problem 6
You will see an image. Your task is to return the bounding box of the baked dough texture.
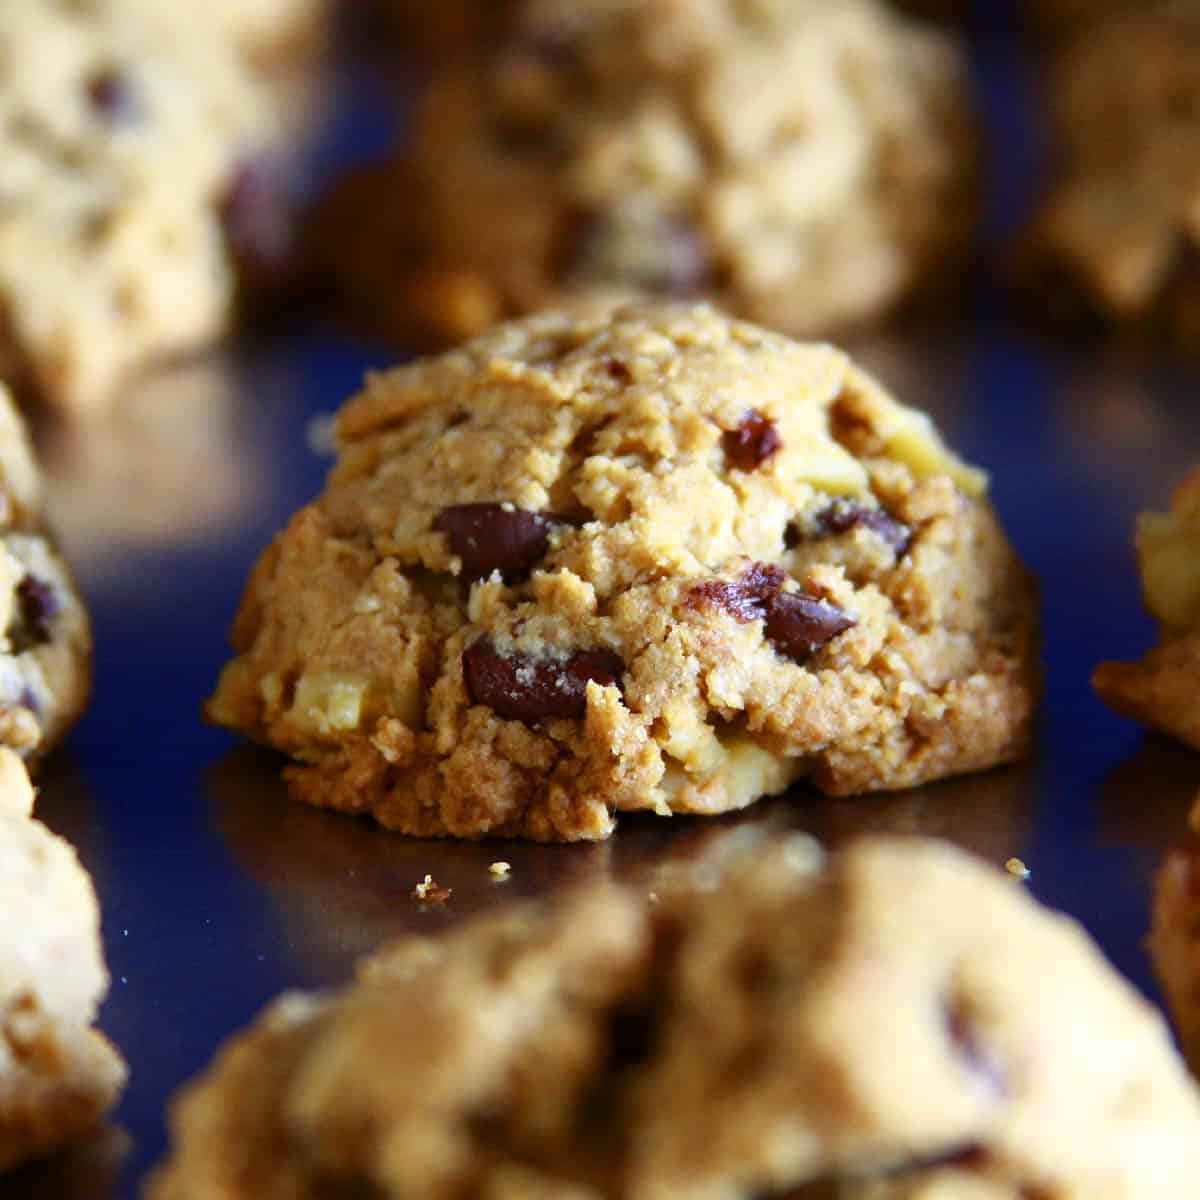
[310,0,975,347]
[1021,1,1200,343]
[0,0,291,412]
[147,835,1200,1199]
[0,747,125,1171]
[208,303,1037,841]
[1094,468,1200,748]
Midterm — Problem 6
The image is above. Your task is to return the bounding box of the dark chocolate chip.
[761,590,855,663]
[606,357,633,385]
[9,574,58,653]
[86,68,140,123]
[566,210,710,297]
[462,639,624,723]
[220,160,298,294]
[812,497,911,556]
[433,504,560,581]
[686,562,784,624]
[723,410,782,472]
[686,562,853,663]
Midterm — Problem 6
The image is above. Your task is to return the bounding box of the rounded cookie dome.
[208,302,1037,841]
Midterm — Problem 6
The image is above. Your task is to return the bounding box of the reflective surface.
[7,29,1200,1200]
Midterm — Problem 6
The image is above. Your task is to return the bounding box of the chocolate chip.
[606,358,633,385]
[86,68,139,123]
[723,410,782,472]
[761,591,855,663]
[220,160,297,294]
[433,504,561,581]
[687,562,854,663]
[9,574,58,653]
[567,210,710,297]
[812,497,911,556]
[462,639,624,723]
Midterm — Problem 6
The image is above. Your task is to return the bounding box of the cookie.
[197,0,326,62]
[207,302,1037,842]
[1093,469,1200,748]
[0,383,90,760]
[1020,1,1200,343]
[308,0,975,347]
[147,834,1200,1198]
[1150,846,1200,1076]
[0,748,126,1171]
[0,0,293,413]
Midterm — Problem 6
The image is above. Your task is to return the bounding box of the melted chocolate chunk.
[434,504,565,580]
[812,497,911,556]
[86,68,139,123]
[687,563,854,663]
[567,210,710,297]
[9,575,58,653]
[723,410,782,472]
[761,591,855,663]
[462,640,624,723]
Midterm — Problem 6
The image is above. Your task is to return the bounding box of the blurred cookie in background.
[0,749,125,1171]
[1095,469,1200,750]
[148,835,1200,1199]
[1019,2,1200,346]
[0,384,90,761]
[0,1,323,415]
[308,0,977,348]
[1151,844,1200,1074]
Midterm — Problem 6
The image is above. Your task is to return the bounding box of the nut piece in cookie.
[147,835,1200,1198]
[0,748,126,1170]
[1094,468,1200,749]
[207,302,1037,842]
[307,0,976,347]
[1019,2,1200,346]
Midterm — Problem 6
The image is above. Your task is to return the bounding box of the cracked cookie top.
[209,302,1037,841]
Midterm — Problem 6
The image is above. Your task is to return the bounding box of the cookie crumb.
[1005,857,1031,881]
[412,874,452,903]
[488,861,512,880]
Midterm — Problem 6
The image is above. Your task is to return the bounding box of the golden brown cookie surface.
[209,302,1037,841]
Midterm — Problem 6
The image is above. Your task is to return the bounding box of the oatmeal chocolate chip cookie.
[309,0,975,347]
[147,835,1200,1199]
[1094,469,1200,747]
[0,748,125,1171]
[0,384,90,759]
[0,0,292,413]
[1020,2,1200,343]
[1150,846,1200,1076]
[207,303,1037,842]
